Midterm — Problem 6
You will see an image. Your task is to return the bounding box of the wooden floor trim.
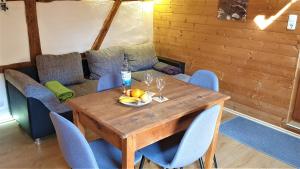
[286,120,300,130]
[224,107,300,139]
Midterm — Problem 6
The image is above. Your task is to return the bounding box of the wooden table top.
[67,76,230,138]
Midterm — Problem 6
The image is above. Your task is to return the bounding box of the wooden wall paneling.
[153,0,300,129]
[24,0,42,65]
[91,0,122,50]
[288,51,300,122]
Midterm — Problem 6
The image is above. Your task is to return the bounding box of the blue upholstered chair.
[189,69,219,168]
[50,112,142,169]
[189,70,219,92]
[139,105,221,169]
[97,73,122,92]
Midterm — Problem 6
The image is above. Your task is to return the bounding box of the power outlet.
[287,14,297,30]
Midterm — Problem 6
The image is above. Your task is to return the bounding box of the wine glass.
[156,77,166,101]
[144,72,153,93]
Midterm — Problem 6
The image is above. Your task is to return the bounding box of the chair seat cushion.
[89,139,142,169]
[139,132,184,168]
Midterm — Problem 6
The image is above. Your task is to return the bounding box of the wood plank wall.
[153,0,300,127]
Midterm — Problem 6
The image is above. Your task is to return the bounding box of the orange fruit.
[125,89,132,97]
[131,89,144,98]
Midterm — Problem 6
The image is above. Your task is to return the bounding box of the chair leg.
[198,158,204,169]
[34,138,41,145]
[213,154,218,168]
[139,156,146,169]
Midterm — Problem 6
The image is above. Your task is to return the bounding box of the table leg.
[205,103,224,169]
[72,110,86,136]
[122,136,136,169]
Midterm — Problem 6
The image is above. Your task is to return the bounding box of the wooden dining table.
[67,76,230,169]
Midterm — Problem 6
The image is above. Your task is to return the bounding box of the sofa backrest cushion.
[85,46,124,80]
[124,43,159,72]
[36,52,85,85]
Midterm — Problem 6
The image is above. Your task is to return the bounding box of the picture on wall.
[217,0,248,21]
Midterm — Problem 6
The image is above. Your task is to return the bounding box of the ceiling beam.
[91,0,122,50]
[24,0,42,64]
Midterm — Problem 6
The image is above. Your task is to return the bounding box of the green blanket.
[45,80,75,102]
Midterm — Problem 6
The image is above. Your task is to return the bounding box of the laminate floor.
[0,113,293,168]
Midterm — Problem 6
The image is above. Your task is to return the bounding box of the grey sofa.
[4,43,188,141]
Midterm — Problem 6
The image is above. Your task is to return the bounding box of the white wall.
[0,0,153,63]
[0,0,153,121]
[102,1,153,48]
[37,0,152,54]
[0,1,30,65]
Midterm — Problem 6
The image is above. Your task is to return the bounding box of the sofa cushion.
[132,69,166,82]
[68,79,98,97]
[153,62,182,75]
[124,43,159,72]
[86,46,124,80]
[36,52,85,85]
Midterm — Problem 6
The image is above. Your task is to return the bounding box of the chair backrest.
[50,112,99,169]
[188,70,219,92]
[170,105,221,168]
[97,73,122,92]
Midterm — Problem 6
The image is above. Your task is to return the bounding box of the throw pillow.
[85,46,124,80]
[36,52,85,85]
[124,43,159,72]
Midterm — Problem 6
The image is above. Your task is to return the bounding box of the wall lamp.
[1,0,8,12]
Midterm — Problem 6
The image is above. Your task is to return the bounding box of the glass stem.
[160,90,162,100]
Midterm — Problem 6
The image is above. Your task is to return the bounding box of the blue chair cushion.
[139,132,184,168]
[90,139,143,169]
[188,70,219,92]
[139,105,220,168]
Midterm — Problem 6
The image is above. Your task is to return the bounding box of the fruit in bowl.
[119,89,151,105]
[132,89,145,98]
[140,93,151,103]
[119,96,141,104]
[125,89,145,98]
[125,89,132,97]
